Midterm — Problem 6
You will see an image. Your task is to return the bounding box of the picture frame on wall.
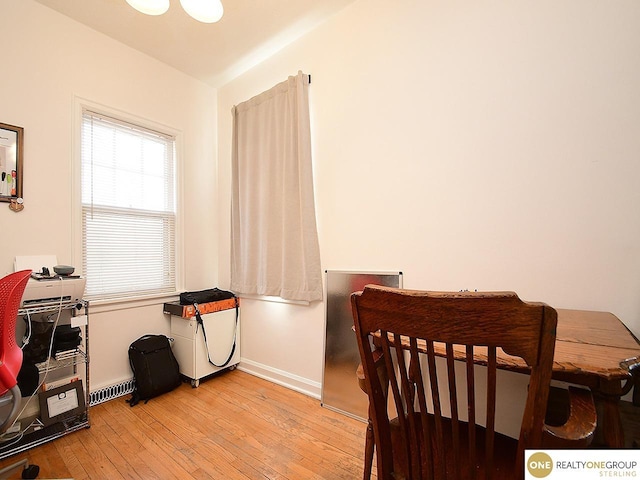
[0,122,24,202]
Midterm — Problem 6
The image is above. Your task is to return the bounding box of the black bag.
[127,334,181,406]
[179,287,235,305]
[179,288,239,369]
[53,325,82,353]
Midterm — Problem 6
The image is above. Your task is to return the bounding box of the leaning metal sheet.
[322,270,402,420]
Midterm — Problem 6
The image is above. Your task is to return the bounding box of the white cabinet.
[164,301,240,387]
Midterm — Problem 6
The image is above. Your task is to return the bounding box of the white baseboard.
[237,358,321,400]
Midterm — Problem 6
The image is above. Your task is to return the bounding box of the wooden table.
[382,309,640,448]
[465,309,639,447]
[550,309,640,448]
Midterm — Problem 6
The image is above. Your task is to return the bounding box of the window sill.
[238,294,310,306]
[86,292,180,314]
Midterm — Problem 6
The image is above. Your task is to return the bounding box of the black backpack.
[127,334,181,406]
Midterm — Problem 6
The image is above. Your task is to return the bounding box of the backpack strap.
[193,298,238,368]
[126,346,140,407]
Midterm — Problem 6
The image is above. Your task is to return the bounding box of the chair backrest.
[0,270,32,396]
[351,285,557,480]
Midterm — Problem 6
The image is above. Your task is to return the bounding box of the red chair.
[0,270,39,479]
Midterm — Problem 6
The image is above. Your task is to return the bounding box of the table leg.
[598,379,625,448]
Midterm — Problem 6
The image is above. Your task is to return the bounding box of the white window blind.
[81,110,176,300]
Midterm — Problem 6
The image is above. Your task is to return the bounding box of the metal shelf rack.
[0,300,89,460]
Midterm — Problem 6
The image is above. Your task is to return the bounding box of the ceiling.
[33,0,357,87]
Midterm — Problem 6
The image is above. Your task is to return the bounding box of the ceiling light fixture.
[125,0,169,16]
[180,0,224,23]
[126,0,224,23]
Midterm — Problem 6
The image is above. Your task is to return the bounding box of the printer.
[15,255,86,307]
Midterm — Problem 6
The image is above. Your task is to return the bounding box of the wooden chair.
[352,285,596,480]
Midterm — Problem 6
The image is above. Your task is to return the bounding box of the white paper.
[71,314,88,328]
[46,388,79,417]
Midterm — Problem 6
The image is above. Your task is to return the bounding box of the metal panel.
[322,270,402,420]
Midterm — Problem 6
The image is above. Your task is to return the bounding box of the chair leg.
[357,363,377,479]
[363,419,374,480]
[0,457,39,479]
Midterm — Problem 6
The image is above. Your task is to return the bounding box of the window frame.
[72,97,183,306]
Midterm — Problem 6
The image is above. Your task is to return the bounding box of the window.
[81,110,176,300]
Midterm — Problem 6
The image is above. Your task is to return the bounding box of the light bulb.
[180,0,224,23]
[125,0,170,16]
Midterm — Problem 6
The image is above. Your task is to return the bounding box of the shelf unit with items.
[0,299,89,460]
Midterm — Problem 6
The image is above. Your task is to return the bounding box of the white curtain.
[230,71,322,302]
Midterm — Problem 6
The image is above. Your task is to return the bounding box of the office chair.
[352,285,596,480]
[0,270,39,479]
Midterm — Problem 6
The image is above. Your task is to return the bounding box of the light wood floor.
[0,370,374,479]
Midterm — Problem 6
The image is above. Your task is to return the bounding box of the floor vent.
[90,379,135,406]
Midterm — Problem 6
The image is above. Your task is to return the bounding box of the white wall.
[218,0,640,398]
[0,0,218,392]
[2,0,638,407]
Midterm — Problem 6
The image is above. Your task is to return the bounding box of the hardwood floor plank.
[65,429,126,480]
[0,370,370,479]
[211,372,368,472]
[53,434,91,479]
[216,372,366,456]
[145,390,261,479]
[165,382,309,478]
[87,424,141,478]
[97,403,160,479]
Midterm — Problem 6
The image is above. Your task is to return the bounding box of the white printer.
[15,255,86,307]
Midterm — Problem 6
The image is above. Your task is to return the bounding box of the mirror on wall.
[0,122,23,202]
